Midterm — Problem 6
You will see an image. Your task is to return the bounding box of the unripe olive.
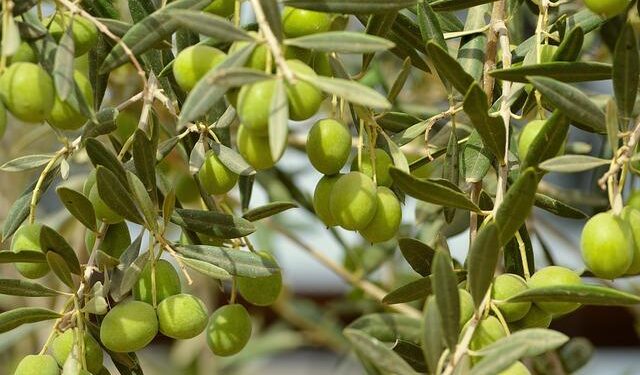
[329,172,378,230]
[518,120,564,161]
[14,354,60,375]
[229,35,269,71]
[237,252,283,306]
[312,52,332,77]
[622,207,640,275]
[628,190,640,210]
[282,7,332,38]
[206,304,252,356]
[539,44,558,63]
[85,221,130,258]
[96,367,111,375]
[237,79,276,135]
[100,300,158,353]
[283,46,312,64]
[492,274,532,322]
[175,172,200,204]
[581,212,633,279]
[584,0,629,18]
[0,62,55,123]
[313,174,341,226]
[467,315,506,351]
[0,100,6,139]
[306,119,352,175]
[499,361,531,375]
[204,0,235,17]
[133,259,182,305]
[157,294,208,339]
[51,329,103,374]
[286,60,324,121]
[510,305,552,330]
[114,111,137,142]
[11,224,50,279]
[9,42,37,64]
[47,71,94,130]
[236,124,276,170]
[173,45,226,92]
[360,187,402,243]
[527,266,581,315]
[351,148,394,187]
[459,289,474,326]
[89,185,123,224]
[48,13,98,56]
[198,150,239,195]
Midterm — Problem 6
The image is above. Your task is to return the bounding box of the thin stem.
[515,230,531,279]
[28,149,66,223]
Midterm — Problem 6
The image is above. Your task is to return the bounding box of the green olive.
[100,300,158,353]
[527,266,581,315]
[282,7,332,38]
[206,304,252,356]
[133,259,182,305]
[204,0,235,17]
[306,118,352,175]
[459,289,474,326]
[467,315,506,351]
[14,355,60,375]
[283,46,312,64]
[0,62,55,123]
[157,294,209,339]
[0,100,6,139]
[237,79,276,135]
[198,150,239,195]
[499,362,531,375]
[492,274,531,322]
[312,52,332,77]
[351,148,394,187]
[622,207,640,275]
[175,172,200,204]
[237,252,283,306]
[229,35,269,71]
[584,0,629,18]
[518,120,564,161]
[114,110,138,142]
[286,60,324,121]
[313,174,341,227]
[510,305,552,330]
[47,71,94,130]
[11,223,50,279]
[173,45,226,92]
[89,185,124,224]
[47,13,98,56]
[236,124,277,170]
[329,172,378,230]
[581,212,633,279]
[85,221,130,258]
[360,187,402,243]
[51,328,103,374]
[9,42,37,64]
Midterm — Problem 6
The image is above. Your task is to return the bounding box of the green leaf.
[422,296,444,374]
[476,329,569,356]
[539,155,610,173]
[126,171,157,230]
[178,256,232,280]
[81,107,119,140]
[85,138,128,187]
[344,329,417,375]
[553,27,584,62]
[534,194,587,219]
[282,0,418,13]
[285,31,395,53]
[170,9,252,42]
[383,277,432,304]
[467,222,500,308]
[348,313,421,345]
[0,154,54,172]
[176,245,279,278]
[0,279,63,297]
[490,62,612,82]
[0,250,46,263]
[606,99,620,153]
[430,0,496,11]
[495,168,538,245]
[398,238,435,277]
[56,187,97,232]
[210,142,256,176]
[387,58,412,103]
[390,168,481,212]
[242,202,297,222]
[613,23,638,119]
[463,130,493,183]
[469,346,528,375]
[463,83,506,161]
[417,2,447,51]
[112,251,150,302]
[522,111,570,169]
[269,78,289,161]
[96,166,145,224]
[46,252,74,288]
[132,129,158,204]
[432,252,460,350]
[426,42,474,94]
[456,5,489,82]
[0,307,61,334]
[297,73,391,109]
[39,226,81,275]
[528,76,605,134]
[171,208,255,239]
[208,67,271,87]
[508,284,640,305]
[53,23,76,100]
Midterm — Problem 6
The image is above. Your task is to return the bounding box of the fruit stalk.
[598,115,640,188]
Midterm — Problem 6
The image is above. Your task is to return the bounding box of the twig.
[598,116,640,189]
[493,16,512,214]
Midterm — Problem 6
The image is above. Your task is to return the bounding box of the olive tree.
[0,0,639,374]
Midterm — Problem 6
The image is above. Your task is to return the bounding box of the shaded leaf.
[522,111,570,169]
[348,313,421,345]
[495,168,538,245]
[0,251,46,264]
[534,194,587,219]
[171,208,255,239]
[613,23,639,119]
[463,83,506,161]
[508,284,640,305]
[490,62,612,82]
[46,252,74,288]
[398,238,435,277]
[176,245,279,277]
[56,187,97,232]
[344,329,417,375]
[170,9,252,42]
[285,31,395,53]
[432,252,460,350]
[467,222,500,308]
[0,307,61,334]
[242,202,297,222]
[426,42,474,94]
[96,166,145,224]
[39,226,81,275]
[383,277,432,304]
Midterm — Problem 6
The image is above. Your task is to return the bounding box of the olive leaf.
[0,279,64,297]
[0,307,61,334]
[56,187,98,232]
[175,245,279,278]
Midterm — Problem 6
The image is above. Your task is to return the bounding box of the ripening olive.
[204,0,235,17]
[510,305,552,330]
[236,124,277,170]
[0,62,55,123]
[492,274,532,322]
[89,185,124,224]
[581,212,633,279]
[329,172,378,230]
[198,150,239,195]
[157,294,209,339]
[9,42,37,64]
[459,289,474,326]
[85,221,130,258]
[237,79,276,135]
[351,148,394,187]
[622,207,640,275]
[313,174,341,227]
[206,304,252,356]
[47,13,98,56]
[518,120,564,161]
[306,119,352,175]
[51,329,103,375]
[286,60,324,121]
[499,362,531,375]
[360,187,402,243]
[13,355,60,375]
[237,252,283,306]
[282,7,332,38]
[584,0,629,17]
[11,224,50,279]
[47,71,94,130]
[100,300,158,353]
[133,259,182,305]
[467,315,507,351]
[527,266,581,315]
[173,45,226,92]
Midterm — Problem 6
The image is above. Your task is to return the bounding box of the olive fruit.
[0,62,55,123]
[51,329,103,374]
[360,187,402,243]
[510,305,552,330]
[14,355,60,375]
[622,207,640,275]
[237,252,283,306]
[11,224,50,279]
[100,300,158,352]
[351,148,394,187]
[467,315,507,351]
[133,259,182,305]
[0,100,6,138]
[284,46,312,64]
[173,45,226,92]
[237,79,276,135]
[198,150,239,195]
[114,110,137,142]
[313,174,341,226]
[204,0,235,17]
[85,221,131,258]
[206,304,252,356]
[459,289,474,326]
[229,35,269,71]
[306,119,352,175]
[286,60,324,121]
[329,172,378,230]
[312,52,332,77]
[518,120,564,161]
[629,190,640,210]
[492,274,532,322]
[499,362,531,375]
[237,124,277,170]
[527,266,581,315]
[584,0,629,17]
[89,185,124,224]
[157,294,208,339]
[48,13,98,56]
[282,7,332,38]
[9,42,37,64]
[47,71,94,130]
[581,212,633,279]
